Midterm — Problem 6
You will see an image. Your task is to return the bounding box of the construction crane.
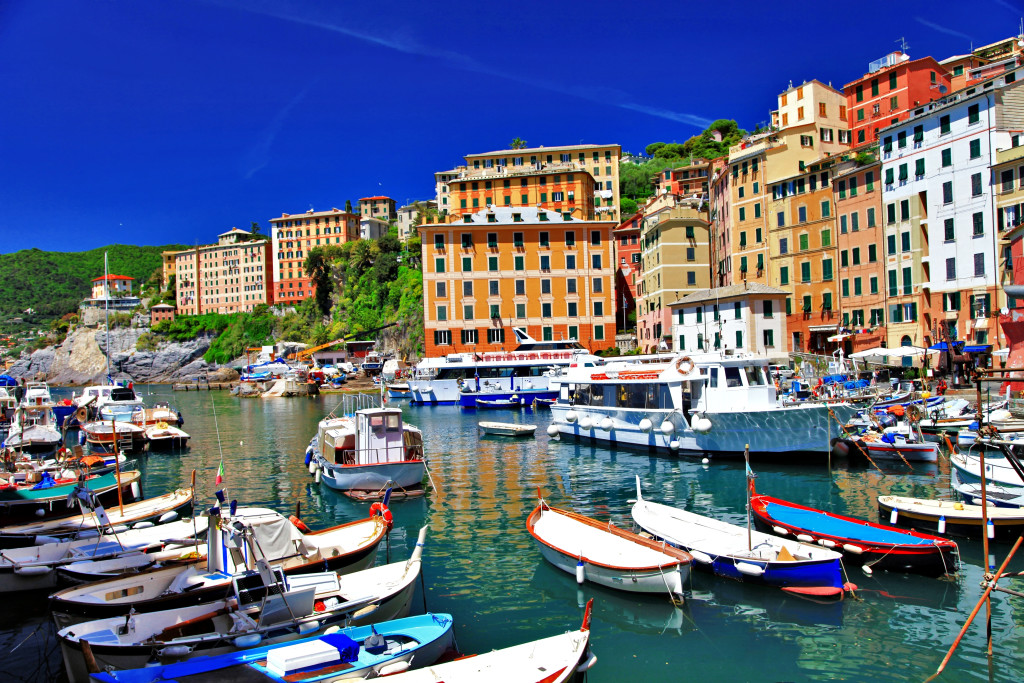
[293,322,398,361]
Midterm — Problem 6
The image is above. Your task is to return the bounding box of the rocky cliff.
[7,326,234,385]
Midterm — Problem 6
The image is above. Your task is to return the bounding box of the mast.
[104,252,110,381]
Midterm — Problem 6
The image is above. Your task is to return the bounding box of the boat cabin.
[319,408,423,466]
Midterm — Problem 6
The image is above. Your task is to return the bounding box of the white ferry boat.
[408,329,602,406]
[548,350,858,457]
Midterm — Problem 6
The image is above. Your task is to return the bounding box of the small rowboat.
[527,491,690,599]
[632,476,848,598]
[750,488,959,576]
[878,495,1024,542]
[377,600,596,683]
[144,422,190,451]
[532,397,556,408]
[478,422,536,437]
[474,397,526,409]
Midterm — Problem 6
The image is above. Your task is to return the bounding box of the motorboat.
[308,406,425,495]
[86,612,456,683]
[473,397,528,409]
[0,469,141,525]
[950,468,1024,509]
[527,491,689,598]
[143,422,190,451]
[549,351,858,457]
[478,422,536,437]
[949,449,1024,489]
[58,525,427,682]
[136,402,184,428]
[81,420,147,454]
[3,402,63,456]
[96,385,145,423]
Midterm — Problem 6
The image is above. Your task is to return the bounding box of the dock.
[172,381,235,391]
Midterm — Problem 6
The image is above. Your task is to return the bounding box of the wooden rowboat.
[478,422,536,437]
[527,491,689,599]
[878,495,1024,542]
[750,487,959,576]
[474,398,526,409]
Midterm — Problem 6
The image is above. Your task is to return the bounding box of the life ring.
[906,405,921,423]
[288,515,311,533]
[156,421,169,430]
[675,356,694,375]
[369,502,394,531]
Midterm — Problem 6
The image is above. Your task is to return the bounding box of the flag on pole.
[215,463,224,485]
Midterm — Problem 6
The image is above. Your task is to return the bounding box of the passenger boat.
[0,486,192,548]
[58,526,427,683]
[143,422,190,451]
[478,421,536,437]
[750,485,959,576]
[527,491,689,598]
[408,329,601,406]
[377,600,596,683]
[950,468,1024,508]
[96,385,145,423]
[631,476,847,597]
[0,469,141,524]
[86,612,456,683]
[308,406,425,494]
[878,495,1024,542]
[550,351,858,457]
[50,509,394,627]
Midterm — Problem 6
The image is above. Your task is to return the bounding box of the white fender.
[380,661,412,676]
[546,424,560,437]
[565,411,578,424]
[297,620,319,635]
[158,511,179,524]
[599,418,613,431]
[308,461,318,475]
[796,534,814,543]
[862,564,874,575]
[692,416,713,434]
[577,652,599,672]
[314,469,322,484]
[690,550,713,565]
[159,645,192,659]
[638,418,653,433]
[736,561,765,576]
[130,481,141,500]
[889,508,898,524]
[817,539,836,548]
[234,634,263,648]
[576,560,585,584]
[843,544,864,554]
[660,421,675,435]
[772,526,789,535]
[579,417,593,430]
[937,516,946,535]
[133,521,154,530]
[14,565,51,576]
[670,440,680,450]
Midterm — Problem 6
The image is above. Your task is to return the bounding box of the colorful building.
[842,52,951,148]
[269,208,360,304]
[445,168,596,220]
[161,251,177,290]
[613,212,642,335]
[150,303,175,325]
[396,200,436,242]
[832,156,887,353]
[418,207,617,356]
[358,196,397,222]
[652,162,710,198]
[90,274,134,300]
[670,283,788,359]
[435,144,622,221]
[174,228,274,316]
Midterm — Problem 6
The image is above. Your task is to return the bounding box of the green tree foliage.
[510,137,527,149]
[304,245,346,317]
[620,197,639,217]
[0,244,186,327]
[345,200,353,213]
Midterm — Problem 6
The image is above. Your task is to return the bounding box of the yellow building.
[174,228,273,316]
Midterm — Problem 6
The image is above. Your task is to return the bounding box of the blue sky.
[0,0,1020,252]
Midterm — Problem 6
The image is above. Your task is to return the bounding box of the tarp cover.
[765,501,933,545]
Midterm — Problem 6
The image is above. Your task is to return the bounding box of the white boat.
[950,449,1024,488]
[81,419,147,454]
[97,385,145,422]
[361,352,385,375]
[21,381,54,406]
[144,422,190,451]
[309,406,425,494]
[839,425,940,463]
[378,601,596,683]
[527,493,689,597]
[631,476,847,596]
[4,402,63,455]
[951,468,1024,508]
[409,328,600,405]
[549,351,858,457]
[478,422,537,437]
[58,526,428,683]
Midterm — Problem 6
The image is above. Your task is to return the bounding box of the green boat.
[0,470,141,523]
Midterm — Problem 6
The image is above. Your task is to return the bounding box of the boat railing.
[328,393,382,417]
[336,443,421,465]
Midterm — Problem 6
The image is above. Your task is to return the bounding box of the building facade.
[613,212,642,335]
[174,228,273,316]
[418,207,617,356]
[91,274,134,300]
[269,208,360,305]
[396,200,436,242]
[670,284,788,359]
[358,196,397,222]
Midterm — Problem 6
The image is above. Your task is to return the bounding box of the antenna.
[895,36,910,54]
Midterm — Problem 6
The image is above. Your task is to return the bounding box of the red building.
[843,52,951,148]
[613,212,642,333]
[1000,223,1024,388]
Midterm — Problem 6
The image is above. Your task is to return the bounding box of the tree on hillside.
[510,137,527,149]
[345,199,353,213]
[249,221,268,241]
[304,245,346,317]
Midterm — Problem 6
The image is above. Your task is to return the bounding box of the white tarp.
[849,346,935,359]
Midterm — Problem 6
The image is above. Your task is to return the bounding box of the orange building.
[833,157,886,352]
[150,303,175,325]
[418,207,617,356]
[269,208,360,304]
[173,228,273,316]
[842,52,951,148]
[653,162,710,197]
[447,168,596,220]
[359,196,397,222]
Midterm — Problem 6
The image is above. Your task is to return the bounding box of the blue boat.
[88,612,456,683]
[631,476,848,598]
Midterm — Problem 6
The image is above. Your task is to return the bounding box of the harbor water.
[2,385,1023,682]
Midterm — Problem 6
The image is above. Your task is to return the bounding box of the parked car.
[768,364,794,380]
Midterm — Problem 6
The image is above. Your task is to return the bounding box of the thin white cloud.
[211,0,710,130]
[915,17,973,42]
[242,85,310,179]
[993,0,1024,15]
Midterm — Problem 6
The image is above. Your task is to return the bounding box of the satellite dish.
[1017,39,1024,47]
[938,85,948,95]
[1002,307,1010,315]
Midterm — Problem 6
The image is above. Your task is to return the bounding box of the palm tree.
[510,137,527,149]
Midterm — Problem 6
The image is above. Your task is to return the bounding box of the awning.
[995,348,1010,358]
[827,333,853,342]
[963,344,992,353]
[849,346,890,358]
[808,324,839,332]
[885,346,934,357]
[973,318,990,330]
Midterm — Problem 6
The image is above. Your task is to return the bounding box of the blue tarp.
[0,375,17,387]
[765,502,934,545]
[821,374,847,385]
[963,345,992,353]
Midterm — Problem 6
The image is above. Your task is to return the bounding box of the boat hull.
[318,460,425,492]
[878,496,1024,542]
[460,388,557,408]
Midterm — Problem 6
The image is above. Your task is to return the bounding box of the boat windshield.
[572,383,673,409]
[724,367,742,387]
[744,366,766,386]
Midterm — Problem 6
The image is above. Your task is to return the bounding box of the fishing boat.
[4,402,63,456]
[409,329,600,406]
[750,485,959,576]
[550,351,858,457]
[308,406,425,494]
[377,600,596,683]
[81,420,147,455]
[950,468,1024,508]
[836,429,940,463]
[58,526,427,683]
[631,476,848,597]
[0,486,192,548]
[478,422,536,437]
[143,422,190,451]
[0,469,141,524]
[0,512,205,593]
[87,612,456,683]
[49,507,392,627]
[527,491,690,598]
[474,397,527,409]
[532,396,556,408]
[877,495,1024,542]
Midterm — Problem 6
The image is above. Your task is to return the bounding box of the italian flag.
[215,463,224,485]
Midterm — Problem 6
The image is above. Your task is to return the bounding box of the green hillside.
[0,244,185,323]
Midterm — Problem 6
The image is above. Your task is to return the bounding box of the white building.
[880,65,1023,348]
[359,216,390,241]
[669,283,788,360]
[396,200,436,242]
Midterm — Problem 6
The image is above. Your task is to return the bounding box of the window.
[887,234,897,255]
[436,281,446,297]
[754,203,761,218]
[887,203,896,224]
[898,131,907,149]
[821,228,831,246]
[463,304,474,320]
[840,215,848,234]
[593,277,603,293]
[461,233,473,248]
[780,266,789,285]
[462,256,472,272]
[567,278,576,294]
[798,206,807,223]
[540,255,550,271]
[591,230,602,246]
[513,232,524,248]
[567,301,578,317]
[885,168,894,186]
[514,255,524,271]
[801,261,811,283]
[593,301,604,316]
[822,258,833,281]
[487,328,505,344]
[488,256,498,272]
[941,148,952,167]
[946,257,956,280]
[462,280,473,297]
[541,279,551,294]
[888,269,898,296]
[740,256,748,273]
[898,163,908,182]
[915,158,925,177]
[434,330,451,346]
[515,303,526,318]
[460,329,478,344]
[903,266,912,294]
[940,115,951,135]
[488,280,499,297]
[842,279,849,297]
[437,305,447,321]
[487,232,498,248]
[777,211,786,227]
[802,295,812,313]
[539,231,549,247]
[434,257,445,273]
[968,104,980,125]
[901,232,911,252]
[739,207,746,221]
[841,250,849,267]
[891,96,900,111]
[591,254,602,269]
[566,254,576,269]
[870,276,878,294]
[973,212,984,236]
[971,173,983,197]
[565,231,575,246]
[686,247,695,262]
[799,233,809,250]
[969,139,981,159]
[854,278,862,296]
[515,279,526,295]
[541,303,552,318]
[900,199,910,221]
[868,244,877,263]
[821,200,830,217]
[943,181,953,204]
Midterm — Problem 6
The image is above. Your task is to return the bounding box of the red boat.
[750,485,960,577]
